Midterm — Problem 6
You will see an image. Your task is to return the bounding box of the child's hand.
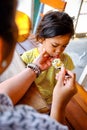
[53,66,77,108]
[33,49,53,71]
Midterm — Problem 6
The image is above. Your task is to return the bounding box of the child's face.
[42,34,71,58]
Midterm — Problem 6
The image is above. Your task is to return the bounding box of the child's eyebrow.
[64,43,69,46]
[51,42,69,46]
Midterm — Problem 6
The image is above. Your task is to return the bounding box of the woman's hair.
[0,0,18,47]
[36,11,74,41]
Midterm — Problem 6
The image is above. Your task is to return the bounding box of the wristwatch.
[27,63,41,77]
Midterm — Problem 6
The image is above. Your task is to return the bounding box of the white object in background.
[17,0,34,23]
[78,65,87,91]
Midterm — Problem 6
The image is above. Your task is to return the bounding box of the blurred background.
[1,0,87,90]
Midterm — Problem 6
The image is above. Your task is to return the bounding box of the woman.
[0,0,77,129]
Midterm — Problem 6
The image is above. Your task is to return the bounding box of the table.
[17,82,50,113]
[65,83,87,129]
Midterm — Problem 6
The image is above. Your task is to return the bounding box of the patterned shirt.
[0,94,68,130]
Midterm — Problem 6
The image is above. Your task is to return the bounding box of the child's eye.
[52,44,58,47]
[63,45,67,48]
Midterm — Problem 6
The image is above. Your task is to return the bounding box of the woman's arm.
[0,50,52,105]
[0,67,37,104]
[50,67,77,124]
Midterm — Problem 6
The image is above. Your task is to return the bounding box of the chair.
[78,64,87,91]
[33,0,67,34]
[15,11,31,42]
[40,0,66,11]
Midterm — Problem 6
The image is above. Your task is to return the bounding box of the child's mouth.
[51,55,60,58]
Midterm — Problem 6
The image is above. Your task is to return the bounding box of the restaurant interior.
[0,0,87,129]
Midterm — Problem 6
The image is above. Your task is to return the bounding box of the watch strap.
[27,63,41,77]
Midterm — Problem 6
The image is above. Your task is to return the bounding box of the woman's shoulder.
[0,99,68,130]
[14,105,68,130]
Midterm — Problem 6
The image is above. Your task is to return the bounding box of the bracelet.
[27,63,41,77]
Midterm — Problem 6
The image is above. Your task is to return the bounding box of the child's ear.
[39,38,45,43]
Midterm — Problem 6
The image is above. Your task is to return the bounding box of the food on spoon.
[52,58,64,69]
[52,58,71,78]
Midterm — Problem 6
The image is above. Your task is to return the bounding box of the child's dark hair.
[0,0,18,46]
[36,11,74,41]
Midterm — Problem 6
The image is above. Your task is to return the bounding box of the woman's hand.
[33,49,53,71]
[50,66,77,123]
[53,66,77,107]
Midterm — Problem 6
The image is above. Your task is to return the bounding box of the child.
[21,11,75,105]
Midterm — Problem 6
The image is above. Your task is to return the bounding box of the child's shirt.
[21,48,74,105]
